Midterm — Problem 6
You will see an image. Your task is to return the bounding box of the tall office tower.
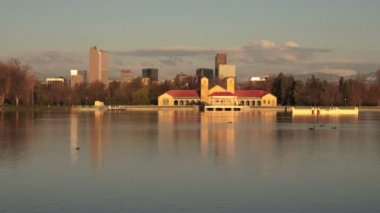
[218,64,236,80]
[196,68,214,83]
[142,68,159,81]
[89,46,109,85]
[120,70,134,83]
[70,69,87,88]
[215,53,227,80]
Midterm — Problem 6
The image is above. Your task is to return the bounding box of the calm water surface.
[1,110,380,212]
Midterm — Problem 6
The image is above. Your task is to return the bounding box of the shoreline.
[2,105,380,112]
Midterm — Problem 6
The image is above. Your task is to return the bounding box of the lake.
[1,110,380,212]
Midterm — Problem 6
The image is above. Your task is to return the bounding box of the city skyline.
[1,0,380,80]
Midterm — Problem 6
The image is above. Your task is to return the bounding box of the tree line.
[239,72,380,106]
[1,59,380,106]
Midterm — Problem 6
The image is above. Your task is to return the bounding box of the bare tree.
[321,82,340,106]
[0,61,10,105]
[0,59,35,106]
[350,77,366,106]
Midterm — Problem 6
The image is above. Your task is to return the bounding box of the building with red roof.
[158,76,277,107]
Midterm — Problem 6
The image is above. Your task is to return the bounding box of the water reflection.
[238,111,278,174]
[275,114,366,171]
[1,110,380,212]
[200,112,236,167]
[89,110,108,168]
[0,111,35,162]
[70,113,79,162]
[157,110,200,156]
[291,114,359,124]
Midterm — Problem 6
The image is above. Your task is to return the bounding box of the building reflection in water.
[157,109,279,168]
[70,113,79,163]
[200,112,236,167]
[89,110,108,168]
[240,110,277,174]
[157,109,200,157]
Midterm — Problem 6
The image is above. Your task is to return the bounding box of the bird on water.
[308,126,316,130]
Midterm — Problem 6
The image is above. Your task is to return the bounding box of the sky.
[1,0,380,80]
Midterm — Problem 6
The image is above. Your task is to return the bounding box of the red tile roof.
[235,90,268,98]
[166,90,199,98]
[165,89,269,98]
[209,91,235,96]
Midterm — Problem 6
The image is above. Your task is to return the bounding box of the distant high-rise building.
[175,72,187,84]
[120,70,134,83]
[142,68,158,81]
[46,77,66,87]
[70,69,87,88]
[215,53,227,80]
[196,68,214,83]
[218,64,236,80]
[89,46,109,85]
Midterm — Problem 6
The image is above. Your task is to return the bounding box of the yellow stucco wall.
[200,77,209,103]
[158,93,200,106]
[158,93,174,106]
[208,85,227,94]
[261,94,277,107]
[226,77,235,93]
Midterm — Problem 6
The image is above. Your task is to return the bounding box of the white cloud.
[283,41,300,48]
[252,40,277,49]
[234,40,328,64]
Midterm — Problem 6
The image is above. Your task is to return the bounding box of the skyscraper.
[215,53,227,80]
[89,46,109,85]
[70,69,87,88]
[120,70,134,83]
[142,68,159,81]
[196,68,214,81]
[218,64,236,80]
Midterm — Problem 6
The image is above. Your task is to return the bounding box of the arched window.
[185,100,190,105]
[240,101,244,106]
[174,100,178,106]
[258,101,261,106]
[191,100,195,105]
[246,100,250,106]
[180,100,184,105]
[251,101,255,106]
